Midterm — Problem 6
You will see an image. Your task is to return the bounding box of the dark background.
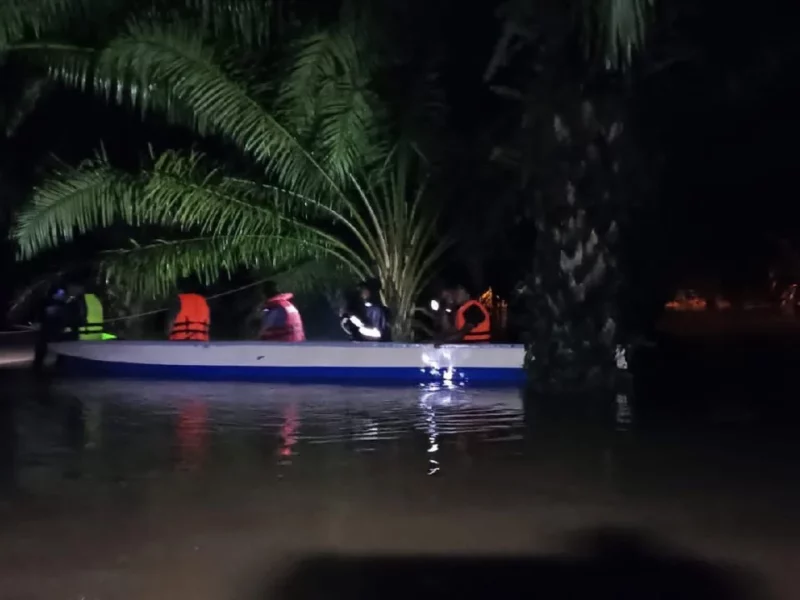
[1,0,799,321]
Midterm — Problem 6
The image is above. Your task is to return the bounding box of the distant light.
[430,299,439,311]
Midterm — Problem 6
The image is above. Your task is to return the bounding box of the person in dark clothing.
[61,283,87,339]
[33,287,64,372]
[357,279,391,341]
[33,283,83,371]
[340,288,374,341]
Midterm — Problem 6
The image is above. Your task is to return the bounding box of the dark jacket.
[364,301,391,341]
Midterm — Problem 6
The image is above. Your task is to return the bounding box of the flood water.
[1,352,800,599]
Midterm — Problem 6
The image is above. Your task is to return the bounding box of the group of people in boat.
[33,277,492,368]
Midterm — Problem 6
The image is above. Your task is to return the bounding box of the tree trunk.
[516,97,630,393]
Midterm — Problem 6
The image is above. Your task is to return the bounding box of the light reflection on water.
[1,379,527,491]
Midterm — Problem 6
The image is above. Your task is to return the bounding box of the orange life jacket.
[455,299,491,343]
[169,293,210,341]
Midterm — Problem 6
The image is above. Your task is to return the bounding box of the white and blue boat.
[51,341,526,386]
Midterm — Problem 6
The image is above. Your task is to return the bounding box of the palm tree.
[484,0,657,391]
[6,0,450,340]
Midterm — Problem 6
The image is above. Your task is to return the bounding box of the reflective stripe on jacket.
[169,293,211,341]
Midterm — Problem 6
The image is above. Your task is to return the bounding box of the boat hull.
[51,341,526,386]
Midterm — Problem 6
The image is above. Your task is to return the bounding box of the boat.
[51,340,526,386]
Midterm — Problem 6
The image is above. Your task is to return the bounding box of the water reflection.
[278,402,299,462]
[0,380,529,493]
[176,399,209,471]
[418,390,440,475]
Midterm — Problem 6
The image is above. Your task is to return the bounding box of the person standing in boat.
[434,283,491,343]
[358,278,391,341]
[167,287,211,341]
[259,281,305,341]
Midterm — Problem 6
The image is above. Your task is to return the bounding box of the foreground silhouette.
[258,528,768,600]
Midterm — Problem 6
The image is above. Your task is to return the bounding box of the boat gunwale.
[53,340,525,350]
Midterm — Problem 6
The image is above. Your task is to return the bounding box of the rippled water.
[1,368,800,599]
[1,380,529,489]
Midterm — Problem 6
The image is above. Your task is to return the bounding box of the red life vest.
[260,293,305,342]
[169,293,211,341]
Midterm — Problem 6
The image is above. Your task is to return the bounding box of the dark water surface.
[1,358,799,599]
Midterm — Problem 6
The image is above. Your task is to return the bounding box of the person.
[77,291,103,340]
[60,283,86,340]
[33,285,70,371]
[168,289,211,341]
[260,281,305,341]
[435,284,491,343]
[411,287,455,341]
[358,278,391,341]
[68,289,115,340]
[340,288,381,341]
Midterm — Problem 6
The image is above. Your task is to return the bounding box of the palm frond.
[38,20,333,197]
[261,254,355,295]
[102,234,335,298]
[315,80,386,181]
[176,0,277,48]
[347,146,451,328]
[5,267,69,322]
[279,26,386,181]
[15,149,372,289]
[0,0,100,48]
[17,149,297,251]
[14,153,143,259]
[141,152,373,276]
[581,0,655,68]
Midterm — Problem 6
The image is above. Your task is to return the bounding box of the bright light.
[348,315,381,339]
[430,299,439,311]
[421,349,460,385]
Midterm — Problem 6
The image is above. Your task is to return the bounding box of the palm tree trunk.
[518,97,629,393]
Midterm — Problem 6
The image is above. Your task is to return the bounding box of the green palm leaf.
[14,154,143,258]
[15,149,370,286]
[581,0,655,68]
[176,0,277,48]
[279,25,387,181]
[0,0,99,48]
[103,235,349,299]
[36,20,324,196]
